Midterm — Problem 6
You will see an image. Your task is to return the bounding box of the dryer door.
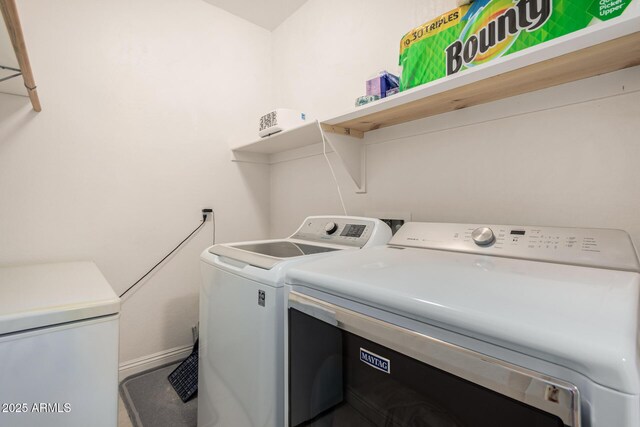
[287,291,580,427]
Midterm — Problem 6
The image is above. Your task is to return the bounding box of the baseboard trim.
[118,344,193,382]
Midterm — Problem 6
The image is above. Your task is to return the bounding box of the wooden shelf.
[325,13,640,134]
[235,13,640,152]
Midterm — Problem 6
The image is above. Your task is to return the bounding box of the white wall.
[0,0,272,363]
[270,0,640,251]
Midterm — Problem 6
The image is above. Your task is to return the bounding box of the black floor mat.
[120,362,197,427]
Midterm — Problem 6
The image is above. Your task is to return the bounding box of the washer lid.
[231,241,340,258]
[209,239,342,270]
[0,262,120,335]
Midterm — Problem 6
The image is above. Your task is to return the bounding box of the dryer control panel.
[291,216,391,248]
[390,223,640,272]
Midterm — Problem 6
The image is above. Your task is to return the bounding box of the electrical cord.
[119,213,211,298]
[318,122,348,216]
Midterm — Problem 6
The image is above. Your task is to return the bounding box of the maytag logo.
[360,348,391,374]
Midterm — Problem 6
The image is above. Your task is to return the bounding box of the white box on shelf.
[259,108,308,138]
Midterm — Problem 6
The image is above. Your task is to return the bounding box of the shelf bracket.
[320,123,366,194]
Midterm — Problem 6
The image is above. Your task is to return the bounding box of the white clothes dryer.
[285,222,640,427]
[198,216,392,427]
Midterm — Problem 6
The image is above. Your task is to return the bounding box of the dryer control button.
[472,227,495,246]
[324,222,338,235]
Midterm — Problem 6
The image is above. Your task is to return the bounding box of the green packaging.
[399,0,633,91]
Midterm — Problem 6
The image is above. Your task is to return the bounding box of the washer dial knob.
[324,222,338,235]
[471,227,495,246]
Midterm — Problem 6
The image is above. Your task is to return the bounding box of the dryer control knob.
[324,222,338,235]
[472,227,495,246]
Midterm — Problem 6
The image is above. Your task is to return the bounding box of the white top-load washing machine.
[198,216,392,427]
[0,262,120,427]
[285,222,640,427]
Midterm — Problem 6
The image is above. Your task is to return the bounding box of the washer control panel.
[291,217,389,248]
[390,222,640,271]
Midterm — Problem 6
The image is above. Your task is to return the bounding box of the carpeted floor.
[120,363,197,427]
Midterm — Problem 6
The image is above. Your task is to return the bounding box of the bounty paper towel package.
[399,0,636,91]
